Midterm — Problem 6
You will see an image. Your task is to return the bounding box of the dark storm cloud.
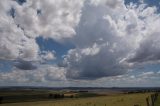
[128,32,160,63]
[63,1,131,80]
[14,60,37,70]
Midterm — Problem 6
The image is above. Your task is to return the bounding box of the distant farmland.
[0,93,153,106]
[0,87,159,106]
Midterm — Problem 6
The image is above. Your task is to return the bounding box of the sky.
[0,0,160,87]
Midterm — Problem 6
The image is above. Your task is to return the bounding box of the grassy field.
[0,93,151,106]
[0,90,63,103]
[155,94,160,106]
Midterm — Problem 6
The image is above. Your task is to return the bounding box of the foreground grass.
[0,93,151,106]
[155,94,160,106]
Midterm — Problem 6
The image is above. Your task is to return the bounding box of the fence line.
[146,93,158,106]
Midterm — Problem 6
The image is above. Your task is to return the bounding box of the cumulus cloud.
[13,0,84,40]
[0,0,84,83]
[0,0,84,61]
[63,0,135,79]
[1,0,160,84]
[0,0,39,61]
[128,32,160,63]
[61,0,160,80]
[0,65,66,83]
[95,71,160,87]
[14,60,37,70]
[40,51,56,61]
[90,0,123,8]
[64,43,129,79]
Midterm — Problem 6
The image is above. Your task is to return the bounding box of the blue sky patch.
[0,60,13,72]
[36,37,75,60]
[125,0,160,12]
[15,0,26,5]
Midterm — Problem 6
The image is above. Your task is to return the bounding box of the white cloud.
[0,0,84,61]
[1,0,160,85]
[13,0,84,41]
[81,43,100,56]
[127,4,160,64]
[138,71,160,79]
[63,0,134,79]
[0,0,39,61]
[40,51,56,61]
[90,0,124,9]
[0,65,66,83]
[62,0,160,80]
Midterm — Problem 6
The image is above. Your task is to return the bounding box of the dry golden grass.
[0,93,151,106]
